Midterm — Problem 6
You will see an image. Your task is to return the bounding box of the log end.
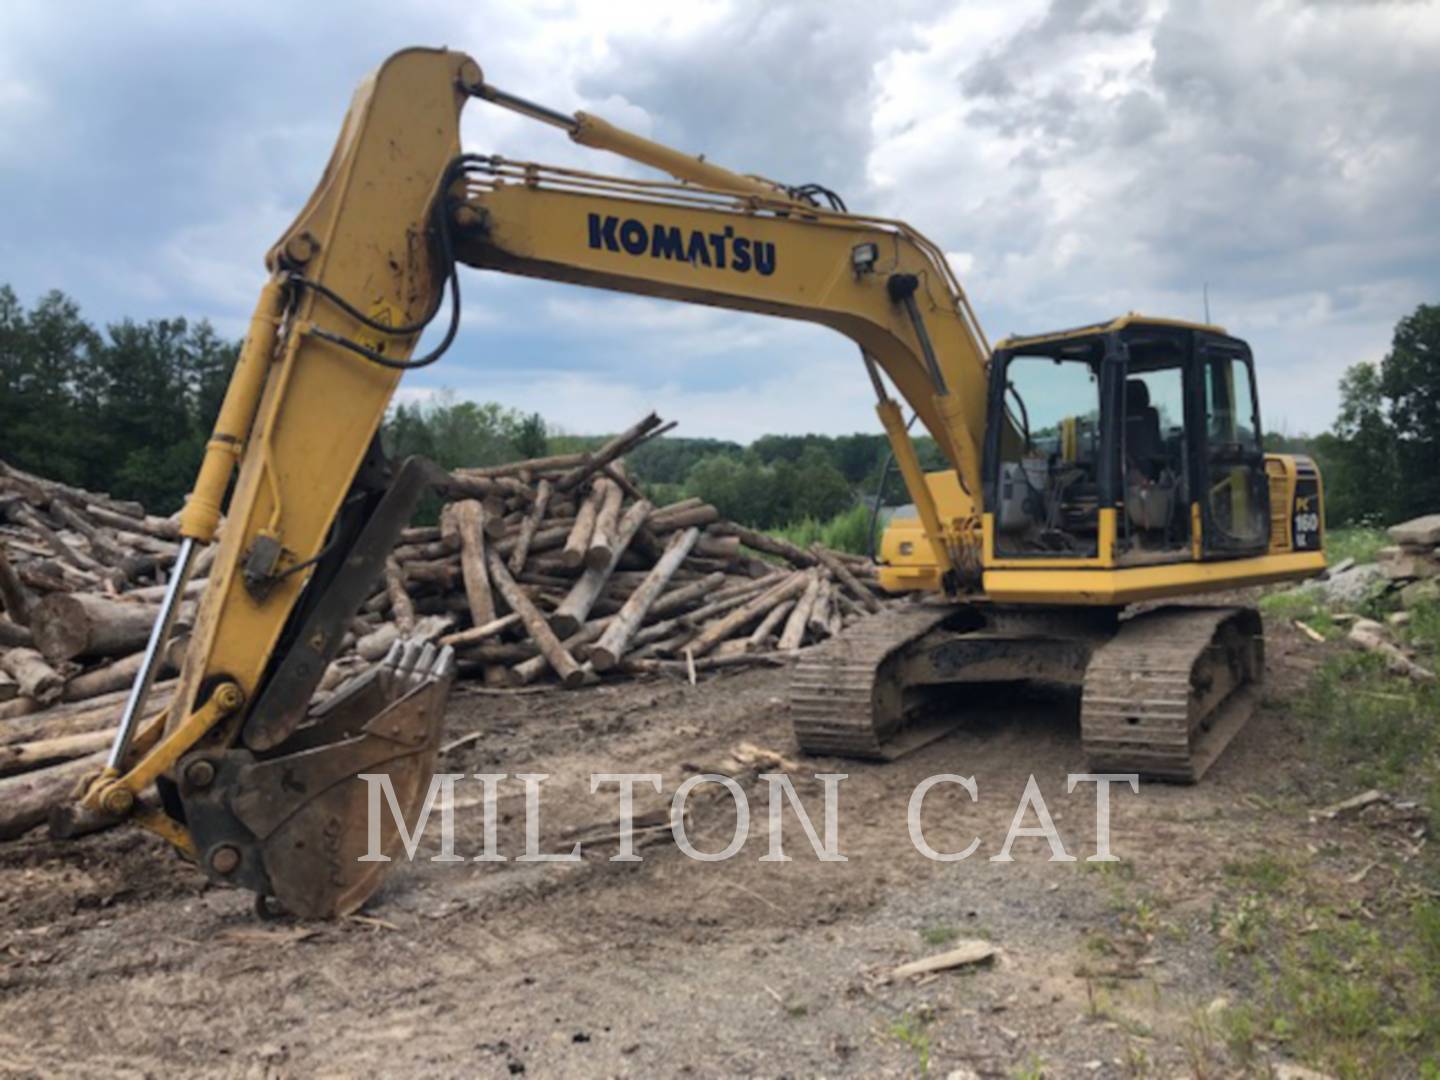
[549,614,582,639]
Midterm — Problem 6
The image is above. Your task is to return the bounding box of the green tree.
[1326,361,1399,525]
[513,411,548,460]
[1379,303,1440,519]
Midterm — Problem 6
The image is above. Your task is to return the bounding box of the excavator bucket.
[179,639,455,918]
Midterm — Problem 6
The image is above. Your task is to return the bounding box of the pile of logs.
[328,411,890,693]
[0,412,894,842]
[1,458,197,840]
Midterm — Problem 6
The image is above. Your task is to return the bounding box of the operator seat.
[1124,379,1164,479]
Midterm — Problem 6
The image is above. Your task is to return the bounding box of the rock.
[1273,1064,1336,1080]
[1402,578,1440,610]
[1325,556,1356,577]
[1388,611,1412,628]
[1318,562,1388,607]
[1348,619,1436,681]
[1377,545,1439,581]
[1389,514,1440,548]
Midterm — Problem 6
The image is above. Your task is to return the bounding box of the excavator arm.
[77,46,998,916]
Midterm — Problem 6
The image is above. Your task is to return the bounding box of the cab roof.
[994,313,1228,351]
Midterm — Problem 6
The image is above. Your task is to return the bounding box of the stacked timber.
[0,458,200,840]
[0,412,896,840]
[328,411,891,694]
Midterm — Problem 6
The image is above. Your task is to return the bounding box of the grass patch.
[1403,598,1440,656]
[1326,525,1390,567]
[1300,650,1440,801]
[1201,611,1440,1075]
[918,924,959,947]
[771,503,873,556]
[886,1008,933,1075]
[1222,853,1293,894]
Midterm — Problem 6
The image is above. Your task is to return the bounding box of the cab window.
[1201,346,1268,550]
[993,346,1102,556]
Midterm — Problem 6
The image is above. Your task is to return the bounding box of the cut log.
[648,571,726,619]
[486,549,583,687]
[0,750,106,841]
[620,653,788,677]
[747,598,796,651]
[693,533,741,561]
[778,570,822,651]
[550,499,652,637]
[0,617,33,649]
[438,612,522,649]
[0,671,15,704]
[584,479,626,571]
[392,535,460,563]
[456,452,588,479]
[0,546,32,626]
[384,556,417,635]
[686,571,808,656]
[561,482,606,570]
[591,528,701,671]
[0,681,175,745]
[30,592,158,662]
[508,478,552,576]
[357,623,401,662]
[711,522,816,567]
[453,642,539,665]
[62,649,175,703]
[0,729,115,777]
[0,647,65,705]
[119,577,208,604]
[554,413,667,492]
[649,504,720,533]
[50,500,129,570]
[9,502,105,576]
[83,502,179,540]
[451,500,497,626]
[509,617,613,684]
[812,545,882,613]
[808,577,835,638]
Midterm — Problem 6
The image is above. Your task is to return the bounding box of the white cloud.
[1,0,1436,440]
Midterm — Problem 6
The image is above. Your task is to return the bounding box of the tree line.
[2,284,1435,531]
[1283,303,1440,527]
[0,287,236,512]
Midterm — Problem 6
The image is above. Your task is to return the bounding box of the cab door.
[1194,336,1270,556]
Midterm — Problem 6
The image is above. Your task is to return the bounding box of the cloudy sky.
[2,0,1435,440]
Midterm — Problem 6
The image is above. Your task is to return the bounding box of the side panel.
[983,550,1327,605]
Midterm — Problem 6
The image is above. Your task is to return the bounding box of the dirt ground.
[0,611,1404,1078]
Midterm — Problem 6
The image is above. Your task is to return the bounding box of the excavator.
[72,48,1327,918]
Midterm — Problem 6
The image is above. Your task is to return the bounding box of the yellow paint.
[996,312,1227,349]
[84,683,242,815]
[163,48,473,756]
[983,550,1327,605]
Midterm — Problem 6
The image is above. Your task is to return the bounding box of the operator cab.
[981,316,1271,564]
